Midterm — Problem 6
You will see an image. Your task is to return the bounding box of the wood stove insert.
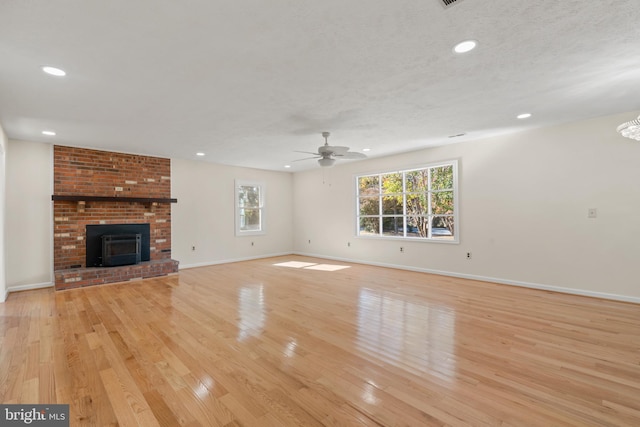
[86,223,150,267]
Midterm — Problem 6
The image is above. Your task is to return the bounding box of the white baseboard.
[293,251,640,304]
[8,254,635,305]
[179,252,293,270]
[7,281,54,294]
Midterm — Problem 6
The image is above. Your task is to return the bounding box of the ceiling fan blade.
[296,132,363,167]
[326,145,350,154]
[294,150,320,155]
[336,152,367,159]
[292,156,320,162]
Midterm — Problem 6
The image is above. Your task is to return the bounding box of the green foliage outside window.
[357,162,456,240]
[237,183,263,233]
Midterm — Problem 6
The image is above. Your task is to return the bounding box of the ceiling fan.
[294,132,367,167]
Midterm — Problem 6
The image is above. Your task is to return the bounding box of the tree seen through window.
[357,162,457,241]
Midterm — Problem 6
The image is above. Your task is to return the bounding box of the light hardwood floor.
[1,255,639,426]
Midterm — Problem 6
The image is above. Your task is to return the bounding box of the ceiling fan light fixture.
[293,132,366,168]
[617,115,640,141]
[318,158,336,167]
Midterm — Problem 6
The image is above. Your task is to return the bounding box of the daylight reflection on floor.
[356,288,457,381]
[273,261,350,271]
[237,284,265,341]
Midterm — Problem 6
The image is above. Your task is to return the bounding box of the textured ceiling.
[0,0,638,171]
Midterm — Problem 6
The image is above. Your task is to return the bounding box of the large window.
[356,161,457,242]
[235,180,265,236]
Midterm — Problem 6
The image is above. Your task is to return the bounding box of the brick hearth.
[52,146,179,290]
[55,259,179,290]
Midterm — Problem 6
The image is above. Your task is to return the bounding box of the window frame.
[235,179,266,236]
[355,160,459,243]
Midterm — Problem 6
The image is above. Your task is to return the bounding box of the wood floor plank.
[1,255,640,426]
[100,367,159,427]
[180,373,237,425]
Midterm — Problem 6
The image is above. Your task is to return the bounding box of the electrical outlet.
[251,241,254,246]
[308,239,311,244]
[400,247,404,253]
[191,246,196,251]
[466,252,472,260]
[347,242,351,247]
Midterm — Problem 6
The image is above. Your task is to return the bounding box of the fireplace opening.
[102,234,141,267]
[86,224,151,267]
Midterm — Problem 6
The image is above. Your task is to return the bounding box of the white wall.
[0,125,7,302]
[5,140,53,290]
[2,147,294,292]
[4,111,638,302]
[171,159,293,268]
[293,111,640,301]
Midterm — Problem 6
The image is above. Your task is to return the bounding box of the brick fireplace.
[52,146,179,290]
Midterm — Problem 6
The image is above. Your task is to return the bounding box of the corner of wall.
[5,139,53,292]
[0,125,7,303]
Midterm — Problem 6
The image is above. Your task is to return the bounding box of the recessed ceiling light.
[42,66,66,77]
[453,40,477,54]
[362,148,371,152]
[284,165,291,169]
[196,152,205,156]
[42,130,56,136]
[517,113,532,119]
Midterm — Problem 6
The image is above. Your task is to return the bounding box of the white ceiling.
[1,0,638,171]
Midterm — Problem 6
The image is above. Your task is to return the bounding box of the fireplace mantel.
[52,195,177,203]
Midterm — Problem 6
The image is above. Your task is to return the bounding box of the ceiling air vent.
[439,0,464,8]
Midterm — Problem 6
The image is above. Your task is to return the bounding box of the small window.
[356,160,458,242]
[235,180,265,236]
